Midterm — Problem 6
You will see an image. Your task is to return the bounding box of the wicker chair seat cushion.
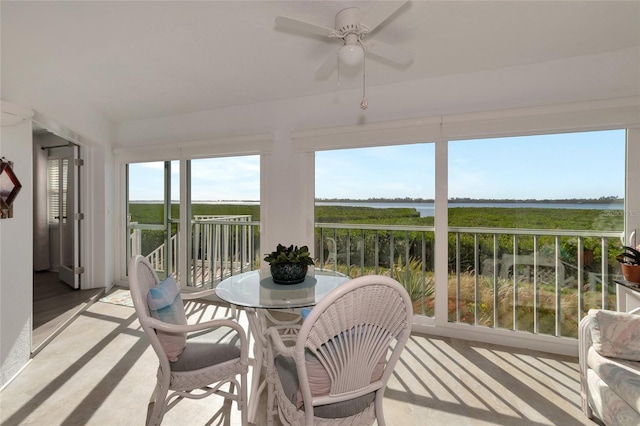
[171,327,242,372]
[147,276,187,362]
[275,355,375,419]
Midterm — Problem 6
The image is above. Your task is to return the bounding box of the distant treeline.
[316,196,624,204]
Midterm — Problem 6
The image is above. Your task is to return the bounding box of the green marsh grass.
[130,202,622,337]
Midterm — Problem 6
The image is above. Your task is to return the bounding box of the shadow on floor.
[32,270,104,353]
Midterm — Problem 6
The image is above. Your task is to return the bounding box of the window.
[315,143,435,315]
[447,130,626,336]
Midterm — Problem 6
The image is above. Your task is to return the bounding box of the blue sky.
[128,129,626,201]
[448,130,625,199]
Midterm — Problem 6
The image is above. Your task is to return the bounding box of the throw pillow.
[147,275,187,362]
[590,309,640,361]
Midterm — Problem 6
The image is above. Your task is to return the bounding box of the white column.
[626,128,640,246]
[260,129,315,265]
[434,138,449,326]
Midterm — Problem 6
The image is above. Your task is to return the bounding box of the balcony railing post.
[455,232,461,323]
[313,222,621,339]
[474,233,479,326]
[555,235,561,336]
[602,238,609,310]
[421,232,427,316]
[533,235,539,334]
[513,234,518,331]
[405,230,410,286]
[493,234,499,328]
[389,232,395,279]
[360,229,365,277]
[578,236,584,320]
[374,230,379,275]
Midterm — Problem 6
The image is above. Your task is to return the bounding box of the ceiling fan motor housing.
[335,7,364,37]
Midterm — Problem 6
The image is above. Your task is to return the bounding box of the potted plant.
[264,244,315,284]
[616,246,640,284]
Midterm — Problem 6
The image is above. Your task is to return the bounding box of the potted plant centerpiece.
[264,244,315,284]
[616,245,640,284]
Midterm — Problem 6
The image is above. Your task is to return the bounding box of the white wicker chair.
[128,255,248,425]
[266,275,413,426]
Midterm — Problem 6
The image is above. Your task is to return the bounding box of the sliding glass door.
[126,156,260,287]
[127,160,179,279]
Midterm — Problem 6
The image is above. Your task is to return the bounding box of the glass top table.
[215,268,350,423]
[215,268,349,309]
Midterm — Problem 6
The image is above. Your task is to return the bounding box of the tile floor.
[0,294,598,425]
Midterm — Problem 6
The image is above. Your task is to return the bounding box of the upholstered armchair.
[579,309,640,425]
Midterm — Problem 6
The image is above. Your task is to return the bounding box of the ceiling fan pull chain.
[360,50,368,110]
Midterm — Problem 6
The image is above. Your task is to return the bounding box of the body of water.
[134,200,623,219]
[315,201,624,218]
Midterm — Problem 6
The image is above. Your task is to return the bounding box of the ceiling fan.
[275,1,413,79]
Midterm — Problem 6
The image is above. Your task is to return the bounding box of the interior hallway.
[32,271,104,352]
[2,292,598,425]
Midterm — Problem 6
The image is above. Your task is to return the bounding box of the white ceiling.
[2,1,640,126]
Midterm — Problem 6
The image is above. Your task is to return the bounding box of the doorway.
[32,127,100,353]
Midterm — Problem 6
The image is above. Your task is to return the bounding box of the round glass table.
[215,268,350,309]
[216,268,349,422]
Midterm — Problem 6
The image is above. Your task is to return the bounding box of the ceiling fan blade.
[360,1,407,34]
[315,50,338,79]
[366,38,413,65]
[275,16,336,38]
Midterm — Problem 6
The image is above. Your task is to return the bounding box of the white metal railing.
[315,223,624,339]
[190,215,259,287]
[129,215,259,287]
[131,217,624,338]
[129,222,168,271]
[449,227,622,338]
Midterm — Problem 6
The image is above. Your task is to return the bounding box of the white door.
[56,144,81,289]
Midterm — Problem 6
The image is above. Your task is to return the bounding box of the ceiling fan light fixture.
[339,43,364,66]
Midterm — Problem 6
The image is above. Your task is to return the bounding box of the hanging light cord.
[337,52,341,87]
[360,46,368,110]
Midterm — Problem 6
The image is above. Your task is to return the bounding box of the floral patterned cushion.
[590,309,640,361]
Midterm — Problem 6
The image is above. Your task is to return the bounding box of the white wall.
[0,110,33,388]
[81,143,114,291]
[5,77,116,291]
[0,96,114,388]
